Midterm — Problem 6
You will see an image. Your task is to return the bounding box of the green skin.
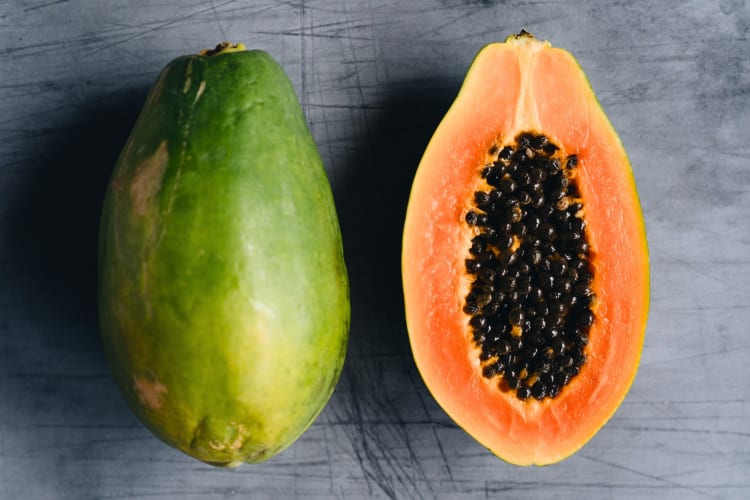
[98,48,349,466]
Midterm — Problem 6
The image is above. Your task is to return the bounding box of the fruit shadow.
[4,88,149,473]
[330,79,458,423]
[8,90,144,330]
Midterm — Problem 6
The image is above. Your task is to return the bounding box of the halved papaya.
[402,31,649,465]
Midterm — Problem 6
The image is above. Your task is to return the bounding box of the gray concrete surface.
[1,0,748,498]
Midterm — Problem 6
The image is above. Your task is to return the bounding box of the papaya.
[402,31,649,465]
[98,43,349,466]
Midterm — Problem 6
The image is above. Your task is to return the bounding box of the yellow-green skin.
[98,47,349,466]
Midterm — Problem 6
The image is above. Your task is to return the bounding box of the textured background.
[1,0,749,498]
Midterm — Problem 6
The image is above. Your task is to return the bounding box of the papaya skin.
[98,46,349,466]
[402,32,649,466]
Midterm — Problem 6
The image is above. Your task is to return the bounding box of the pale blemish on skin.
[250,299,275,319]
[133,374,168,410]
[194,80,206,103]
[208,423,248,451]
[130,140,169,216]
[182,59,194,94]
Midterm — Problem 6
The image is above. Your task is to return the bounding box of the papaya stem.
[199,42,246,57]
[518,29,534,37]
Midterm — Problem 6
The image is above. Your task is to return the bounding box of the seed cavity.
[464,132,595,402]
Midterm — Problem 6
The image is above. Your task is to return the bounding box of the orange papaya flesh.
[402,32,649,466]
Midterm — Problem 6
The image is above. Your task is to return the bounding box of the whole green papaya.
[98,43,349,466]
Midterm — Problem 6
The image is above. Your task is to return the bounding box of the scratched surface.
[1,0,749,498]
